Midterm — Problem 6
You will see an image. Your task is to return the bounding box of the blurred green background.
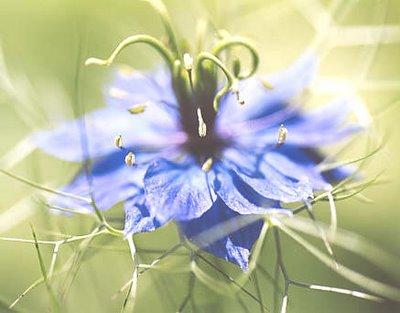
[0,0,399,312]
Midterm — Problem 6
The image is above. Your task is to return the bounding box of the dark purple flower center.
[178,90,230,161]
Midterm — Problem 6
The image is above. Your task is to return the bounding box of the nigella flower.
[32,11,360,270]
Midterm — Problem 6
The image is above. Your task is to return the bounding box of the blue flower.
[33,51,360,270]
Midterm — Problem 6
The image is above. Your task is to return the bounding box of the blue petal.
[283,147,355,184]
[48,150,147,212]
[144,158,214,223]
[237,98,362,148]
[33,103,182,162]
[124,189,163,236]
[222,148,313,203]
[323,165,354,183]
[217,52,317,128]
[106,67,176,109]
[283,98,362,145]
[211,160,288,215]
[262,151,331,190]
[179,198,263,270]
[223,146,331,191]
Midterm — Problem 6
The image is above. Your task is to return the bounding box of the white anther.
[277,124,288,146]
[183,53,193,71]
[201,157,213,172]
[197,108,207,137]
[114,135,123,149]
[124,152,136,166]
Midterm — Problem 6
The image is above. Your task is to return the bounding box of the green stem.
[31,225,60,313]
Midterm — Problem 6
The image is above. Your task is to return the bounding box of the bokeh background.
[0,0,399,312]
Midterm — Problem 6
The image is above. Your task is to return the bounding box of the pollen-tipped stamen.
[197,108,207,137]
[114,135,123,149]
[201,157,213,172]
[128,103,148,114]
[124,152,136,166]
[262,79,274,90]
[183,53,197,98]
[277,124,288,146]
[183,53,193,71]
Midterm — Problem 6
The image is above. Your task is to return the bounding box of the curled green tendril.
[85,34,174,70]
[195,52,235,111]
[142,0,180,58]
[212,36,259,79]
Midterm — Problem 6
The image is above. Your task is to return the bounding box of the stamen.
[109,87,129,99]
[183,53,193,71]
[184,54,196,101]
[262,79,274,90]
[114,135,123,149]
[201,157,213,172]
[197,108,207,137]
[128,103,148,114]
[231,81,245,106]
[124,152,136,167]
[277,124,288,146]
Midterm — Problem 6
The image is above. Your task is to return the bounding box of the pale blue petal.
[48,150,147,212]
[227,151,314,203]
[263,151,331,190]
[106,68,176,109]
[217,52,317,128]
[144,157,214,223]
[285,147,355,184]
[211,160,288,215]
[33,103,182,162]
[237,98,362,148]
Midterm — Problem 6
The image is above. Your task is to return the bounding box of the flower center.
[174,52,244,161]
[84,2,268,168]
[178,93,229,160]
